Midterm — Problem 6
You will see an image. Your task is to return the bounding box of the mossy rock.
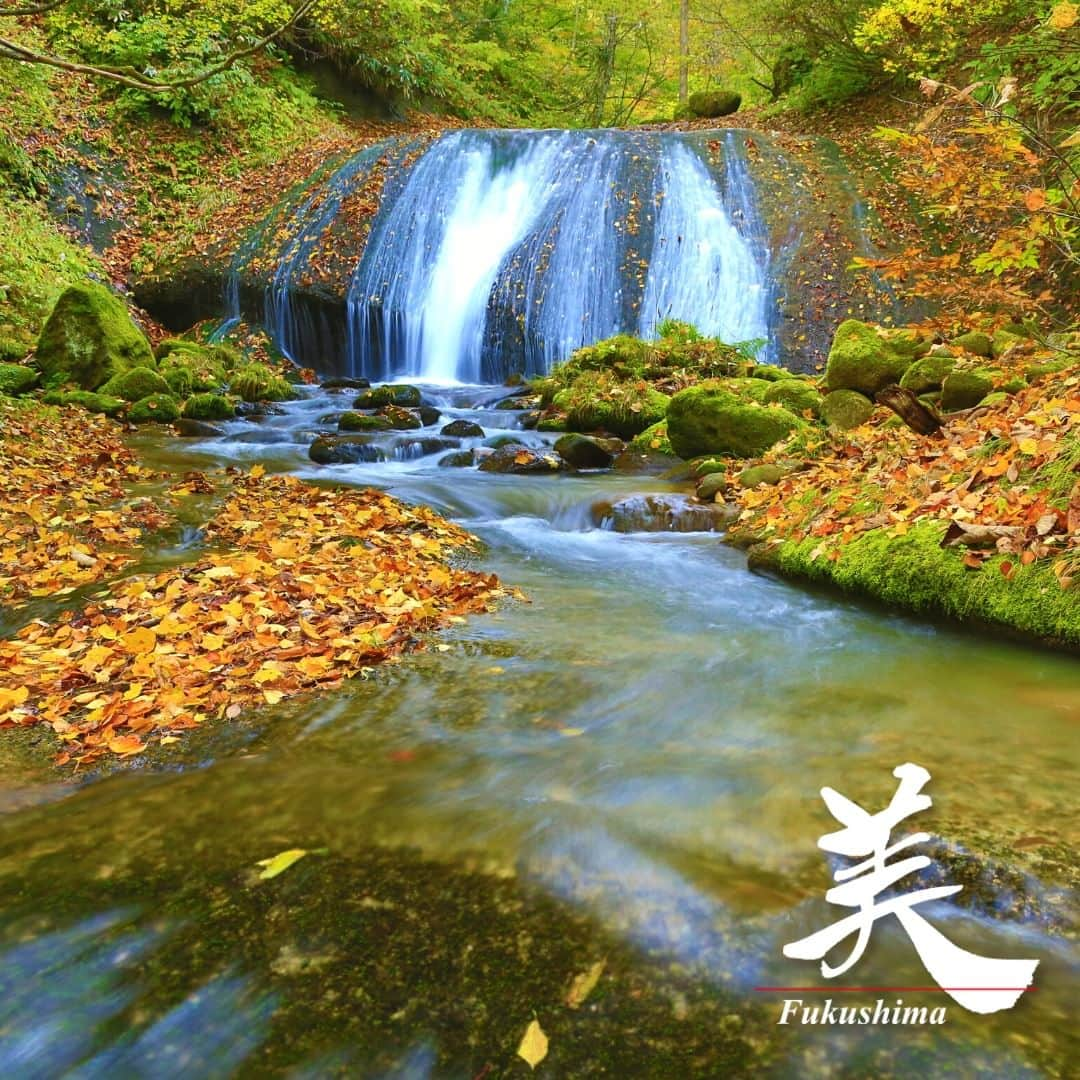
[0,362,38,396]
[666,382,806,459]
[555,372,670,438]
[1025,358,1074,384]
[724,377,772,404]
[557,335,652,382]
[230,364,296,403]
[438,450,476,468]
[536,414,568,432]
[379,404,421,430]
[100,365,170,402]
[762,380,823,417]
[978,391,1009,408]
[991,329,1026,359]
[339,411,393,432]
[879,327,933,359]
[161,353,226,394]
[36,283,154,390]
[952,331,993,357]
[824,320,910,397]
[696,472,728,501]
[672,103,695,121]
[182,393,235,421]
[899,354,956,395]
[687,90,741,117]
[129,393,181,423]
[941,369,994,411]
[51,389,125,417]
[554,433,618,469]
[162,365,195,397]
[821,389,874,430]
[309,435,385,465]
[440,419,485,438]
[629,420,674,456]
[156,338,241,371]
[738,463,786,488]
[354,384,422,409]
[1001,377,1028,394]
[748,364,794,382]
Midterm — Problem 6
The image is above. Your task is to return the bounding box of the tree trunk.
[875,385,942,435]
[679,0,689,103]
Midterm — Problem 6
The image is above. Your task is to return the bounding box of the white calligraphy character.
[783,763,1038,1014]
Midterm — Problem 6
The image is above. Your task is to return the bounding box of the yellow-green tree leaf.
[256,848,308,880]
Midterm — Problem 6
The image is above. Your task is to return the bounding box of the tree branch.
[0,0,318,91]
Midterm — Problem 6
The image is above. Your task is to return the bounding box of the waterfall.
[241,130,776,382]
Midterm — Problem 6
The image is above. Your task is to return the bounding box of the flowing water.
[1,388,1077,1077]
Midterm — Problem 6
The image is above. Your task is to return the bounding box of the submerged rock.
[592,493,740,533]
[441,419,485,438]
[174,418,226,438]
[339,411,393,432]
[309,434,386,464]
[393,437,457,459]
[438,449,476,468]
[354,384,421,408]
[379,404,422,430]
[322,376,370,390]
[477,444,566,474]
[418,405,442,426]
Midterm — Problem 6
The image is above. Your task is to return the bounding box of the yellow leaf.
[121,626,157,655]
[250,464,266,479]
[263,689,285,705]
[203,565,238,580]
[516,1019,549,1069]
[107,734,146,756]
[559,727,585,738]
[123,682,143,701]
[202,632,225,651]
[1018,437,1039,455]
[0,685,29,710]
[1049,2,1078,30]
[256,848,307,880]
[565,959,605,1008]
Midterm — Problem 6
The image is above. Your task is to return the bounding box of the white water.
[346,130,771,383]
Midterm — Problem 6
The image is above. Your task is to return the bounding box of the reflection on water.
[0,386,1076,1075]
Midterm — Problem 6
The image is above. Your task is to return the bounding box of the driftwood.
[876,384,943,435]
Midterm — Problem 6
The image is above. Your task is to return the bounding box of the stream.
[0,385,1077,1077]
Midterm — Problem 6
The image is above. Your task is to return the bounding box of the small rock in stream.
[592,493,739,533]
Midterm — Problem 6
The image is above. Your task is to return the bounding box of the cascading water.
[346,130,770,383]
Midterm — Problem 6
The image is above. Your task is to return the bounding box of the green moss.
[762,379,823,416]
[100,365,170,402]
[1001,377,1028,394]
[129,393,181,423]
[54,389,126,417]
[555,335,651,383]
[35,282,154,390]
[182,392,235,421]
[1025,357,1075,384]
[899,354,955,395]
[629,420,674,455]
[991,329,1026,359]
[354,384,422,408]
[879,327,933,359]
[824,319,911,396]
[941,369,994,411]
[536,414,568,432]
[554,371,670,438]
[667,381,806,459]
[229,363,296,403]
[379,404,421,430]
[738,463,786,487]
[820,389,874,430]
[952,331,993,357]
[0,362,37,396]
[687,90,741,117]
[748,364,794,382]
[755,522,1080,648]
[339,411,393,432]
[157,339,241,372]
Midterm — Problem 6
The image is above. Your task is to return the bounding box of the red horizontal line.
[754,987,1036,992]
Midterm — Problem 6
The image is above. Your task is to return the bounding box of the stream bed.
[1,386,1077,1077]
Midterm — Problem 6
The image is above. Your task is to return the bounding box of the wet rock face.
[441,419,485,438]
[477,444,567,475]
[554,433,622,470]
[591,494,740,533]
[309,434,386,464]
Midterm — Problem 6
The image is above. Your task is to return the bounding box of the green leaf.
[256,848,308,880]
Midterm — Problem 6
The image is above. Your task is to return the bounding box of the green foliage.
[229,363,295,402]
[552,371,670,438]
[100,365,171,402]
[182,392,236,420]
[0,363,38,396]
[44,389,126,417]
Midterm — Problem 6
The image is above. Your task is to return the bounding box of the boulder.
[762,379,823,416]
[687,90,741,118]
[695,471,728,501]
[667,382,806,458]
[229,364,295,403]
[554,433,619,469]
[592,493,740,533]
[378,404,422,430]
[941,369,994,411]
[100,365,170,402]
[128,393,181,424]
[738,463,787,488]
[309,434,386,464]
[182,392,235,421]
[821,389,874,430]
[339,411,393,432]
[174,418,226,437]
[824,320,911,396]
[952,331,992,357]
[36,283,154,390]
[899,354,955,395]
[46,389,125,417]
[991,329,1026,359]
[438,450,476,468]
[441,419,485,438]
[629,420,674,456]
[477,444,567,474]
[748,364,794,382]
[0,362,38,396]
[418,405,442,426]
[354,384,421,408]
[879,327,933,359]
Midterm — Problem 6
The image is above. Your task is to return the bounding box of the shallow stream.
[0,386,1076,1077]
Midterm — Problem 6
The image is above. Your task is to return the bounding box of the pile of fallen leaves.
[0,468,507,767]
[0,399,166,606]
[732,360,1080,587]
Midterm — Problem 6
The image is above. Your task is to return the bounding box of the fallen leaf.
[516,1019,549,1069]
[566,959,606,1008]
[256,848,308,880]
